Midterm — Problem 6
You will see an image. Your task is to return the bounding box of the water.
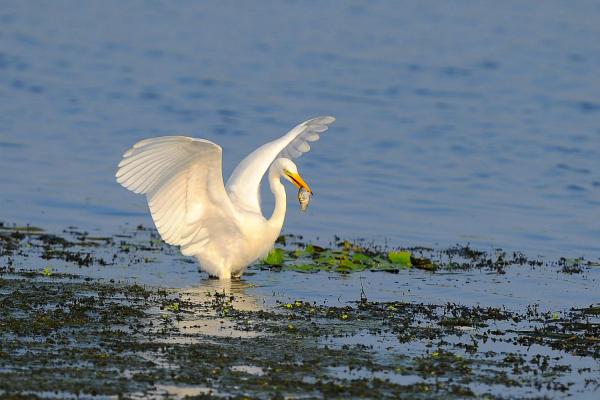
[2,224,598,398]
[1,1,599,258]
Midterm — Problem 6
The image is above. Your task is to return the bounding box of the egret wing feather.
[116,136,242,256]
[226,116,335,214]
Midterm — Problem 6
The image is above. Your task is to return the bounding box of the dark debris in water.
[0,222,599,398]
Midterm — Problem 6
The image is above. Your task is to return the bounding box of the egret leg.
[217,262,232,279]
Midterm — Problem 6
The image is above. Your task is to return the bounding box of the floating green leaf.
[388,251,412,267]
[352,253,371,263]
[336,259,365,272]
[289,264,318,273]
[264,248,284,266]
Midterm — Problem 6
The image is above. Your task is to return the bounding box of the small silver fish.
[298,187,312,212]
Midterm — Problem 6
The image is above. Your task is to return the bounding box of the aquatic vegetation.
[2,224,594,277]
[0,222,599,398]
[259,237,443,273]
[1,267,597,398]
[388,250,412,266]
[263,248,284,266]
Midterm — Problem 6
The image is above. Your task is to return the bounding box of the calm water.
[1,1,599,258]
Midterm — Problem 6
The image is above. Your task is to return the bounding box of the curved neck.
[268,168,287,230]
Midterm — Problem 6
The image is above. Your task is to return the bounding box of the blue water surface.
[1,1,599,258]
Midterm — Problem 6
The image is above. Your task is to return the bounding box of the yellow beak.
[286,171,312,193]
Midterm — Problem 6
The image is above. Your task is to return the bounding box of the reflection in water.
[170,278,265,340]
[184,277,264,312]
[152,384,216,399]
[230,365,265,376]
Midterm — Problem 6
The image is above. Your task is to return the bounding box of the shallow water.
[1,1,599,258]
[0,225,599,398]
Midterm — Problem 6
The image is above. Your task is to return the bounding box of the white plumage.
[116,116,335,278]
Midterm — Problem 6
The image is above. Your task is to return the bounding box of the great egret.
[116,116,335,279]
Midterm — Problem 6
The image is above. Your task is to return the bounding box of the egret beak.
[285,171,312,193]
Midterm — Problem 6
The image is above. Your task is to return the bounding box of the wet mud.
[0,222,598,399]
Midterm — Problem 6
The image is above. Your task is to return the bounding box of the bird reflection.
[171,277,265,338]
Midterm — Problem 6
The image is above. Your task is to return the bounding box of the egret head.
[272,158,312,193]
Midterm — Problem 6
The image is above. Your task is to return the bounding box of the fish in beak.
[285,171,312,193]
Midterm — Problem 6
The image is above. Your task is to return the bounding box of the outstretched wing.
[116,136,242,256]
[226,116,335,214]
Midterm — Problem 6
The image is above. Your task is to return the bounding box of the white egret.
[116,116,335,279]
